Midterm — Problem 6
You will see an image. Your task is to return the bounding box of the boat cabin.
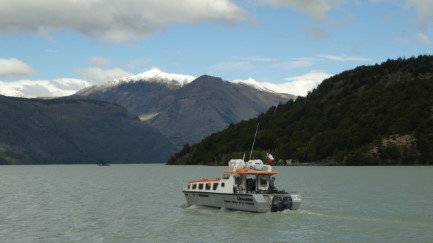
[186,159,279,194]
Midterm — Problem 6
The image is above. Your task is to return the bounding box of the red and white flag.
[266,153,274,164]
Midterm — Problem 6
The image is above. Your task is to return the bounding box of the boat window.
[259,176,267,187]
[192,184,197,190]
[213,183,218,190]
[221,182,225,187]
[187,184,191,189]
[234,175,242,185]
[198,183,204,190]
[205,183,211,190]
[222,174,230,179]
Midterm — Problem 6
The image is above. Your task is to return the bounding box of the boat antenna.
[249,123,259,161]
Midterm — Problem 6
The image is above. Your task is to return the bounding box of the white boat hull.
[183,191,301,213]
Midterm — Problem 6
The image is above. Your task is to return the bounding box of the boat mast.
[248,123,259,161]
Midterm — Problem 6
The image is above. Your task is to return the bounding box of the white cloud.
[317,54,370,62]
[405,0,433,27]
[281,71,333,96]
[405,0,433,42]
[77,67,133,85]
[222,56,316,71]
[304,26,331,40]
[0,78,90,98]
[0,58,34,78]
[234,56,280,63]
[209,61,255,72]
[126,59,150,69]
[234,71,333,96]
[275,58,316,69]
[256,0,342,20]
[0,0,246,43]
[89,56,112,67]
[417,32,432,44]
[1,64,141,98]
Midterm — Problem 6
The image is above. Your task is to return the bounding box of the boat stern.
[271,192,302,212]
[288,192,302,210]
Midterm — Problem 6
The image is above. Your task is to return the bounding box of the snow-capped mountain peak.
[118,68,196,86]
[233,78,279,93]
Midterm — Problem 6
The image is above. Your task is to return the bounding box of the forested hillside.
[167,55,433,165]
[0,96,176,164]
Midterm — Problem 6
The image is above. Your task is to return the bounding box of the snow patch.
[118,68,196,86]
[139,112,159,121]
[233,78,278,93]
[234,71,332,96]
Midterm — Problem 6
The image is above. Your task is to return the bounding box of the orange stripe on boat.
[188,178,221,183]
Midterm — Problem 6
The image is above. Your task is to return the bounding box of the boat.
[182,159,301,213]
[97,163,110,166]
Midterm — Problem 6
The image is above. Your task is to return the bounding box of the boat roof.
[187,168,280,183]
[223,169,280,175]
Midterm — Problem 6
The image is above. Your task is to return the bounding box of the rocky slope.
[73,73,295,148]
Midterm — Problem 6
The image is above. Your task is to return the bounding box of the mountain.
[148,75,294,147]
[0,95,176,164]
[167,55,433,165]
[0,78,91,98]
[73,70,295,148]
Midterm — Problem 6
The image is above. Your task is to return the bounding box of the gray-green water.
[1,165,432,242]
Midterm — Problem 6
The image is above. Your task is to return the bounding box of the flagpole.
[249,123,259,161]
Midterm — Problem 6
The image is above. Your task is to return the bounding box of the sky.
[0,0,432,97]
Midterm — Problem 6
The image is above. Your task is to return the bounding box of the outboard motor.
[272,193,302,212]
[271,196,284,212]
[283,196,292,210]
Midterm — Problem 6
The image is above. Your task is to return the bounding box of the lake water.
[1,165,432,242]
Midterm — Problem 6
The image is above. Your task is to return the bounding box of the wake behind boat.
[183,159,301,213]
